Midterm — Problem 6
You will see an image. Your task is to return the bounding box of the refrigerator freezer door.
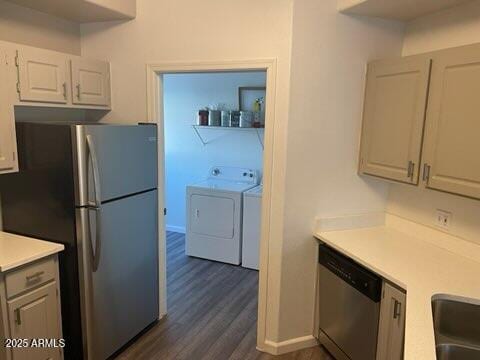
[74,124,158,206]
[78,190,159,360]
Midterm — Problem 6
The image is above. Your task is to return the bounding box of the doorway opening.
[163,70,265,357]
[145,60,277,357]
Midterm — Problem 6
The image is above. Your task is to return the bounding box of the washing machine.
[242,185,262,270]
[186,166,259,265]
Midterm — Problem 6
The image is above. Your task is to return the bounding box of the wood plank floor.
[116,232,333,360]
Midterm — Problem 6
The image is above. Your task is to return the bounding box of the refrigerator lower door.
[74,124,158,207]
[78,190,159,360]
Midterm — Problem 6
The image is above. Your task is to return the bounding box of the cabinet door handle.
[393,300,402,319]
[422,163,431,182]
[62,82,67,99]
[15,308,21,325]
[76,84,81,99]
[407,161,414,179]
[26,271,44,281]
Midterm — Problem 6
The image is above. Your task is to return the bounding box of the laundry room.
[162,70,266,285]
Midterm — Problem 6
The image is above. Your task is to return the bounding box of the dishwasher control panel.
[318,244,382,302]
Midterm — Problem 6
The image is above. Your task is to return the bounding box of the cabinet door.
[7,282,61,360]
[71,58,110,106]
[376,282,406,360]
[0,50,17,173]
[422,46,480,199]
[17,48,68,104]
[359,57,431,184]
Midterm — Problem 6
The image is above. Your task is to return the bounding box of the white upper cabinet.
[359,42,480,201]
[71,58,110,107]
[0,48,17,173]
[422,45,480,199]
[16,48,69,104]
[359,57,431,184]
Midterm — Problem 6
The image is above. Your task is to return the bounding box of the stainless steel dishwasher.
[317,244,382,360]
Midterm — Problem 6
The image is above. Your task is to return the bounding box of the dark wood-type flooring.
[116,232,332,360]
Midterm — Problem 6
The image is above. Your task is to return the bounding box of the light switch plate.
[435,209,452,229]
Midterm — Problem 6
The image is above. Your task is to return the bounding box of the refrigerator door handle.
[86,135,102,272]
[86,134,102,208]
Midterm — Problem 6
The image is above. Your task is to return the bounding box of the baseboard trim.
[259,335,318,355]
[166,225,186,234]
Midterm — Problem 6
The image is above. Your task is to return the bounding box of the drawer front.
[5,257,56,299]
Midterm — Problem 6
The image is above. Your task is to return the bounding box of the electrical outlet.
[435,209,452,229]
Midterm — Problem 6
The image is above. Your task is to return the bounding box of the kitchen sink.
[432,296,480,360]
[436,344,480,360]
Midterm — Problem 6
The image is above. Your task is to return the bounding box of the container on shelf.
[197,110,209,126]
[221,111,231,127]
[208,110,221,126]
[253,111,263,128]
[239,111,253,128]
[230,111,240,127]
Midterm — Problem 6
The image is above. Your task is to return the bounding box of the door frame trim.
[146,59,277,351]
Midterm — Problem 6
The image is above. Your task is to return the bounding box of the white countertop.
[314,213,480,360]
[0,231,64,272]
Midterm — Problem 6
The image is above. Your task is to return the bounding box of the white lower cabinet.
[377,282,406,360]
[0,256,63,360]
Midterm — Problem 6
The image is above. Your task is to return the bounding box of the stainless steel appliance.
[317,244,382,360]
[0,122,159,360]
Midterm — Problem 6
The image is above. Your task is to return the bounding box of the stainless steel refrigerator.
[0,122,159,360]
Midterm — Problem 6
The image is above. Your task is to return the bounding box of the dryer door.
[190,194,235,238]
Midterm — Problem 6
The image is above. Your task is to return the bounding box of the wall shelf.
[338,0,472,21]
[192,125,265,149]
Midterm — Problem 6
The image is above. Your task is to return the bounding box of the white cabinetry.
[422,45,480,200]
[12,45,111,109]
[377,282,406,360]
[359,42,480,201]
[16,48,68,104]
[0,47,17,174]
[0,256,63,360]
[71,58,110,106]
[359,56,431,184]
[0,41,112,174]
[7,283,61,360]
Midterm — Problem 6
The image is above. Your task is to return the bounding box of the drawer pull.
[25,271,45,281]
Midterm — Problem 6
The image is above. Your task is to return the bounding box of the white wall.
[403,1,480,56]
[80,0,294,347]
[164,71,265,232]
[0,0,80,54]
[386,1,480,246]
[280,0,405,342]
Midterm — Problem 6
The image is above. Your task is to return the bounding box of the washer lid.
[191,179,257,192]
